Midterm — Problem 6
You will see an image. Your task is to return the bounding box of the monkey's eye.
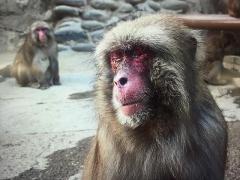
[110,50,123,63]
[35,27,49,33]
[128,47,145,59]
[135,47,145,56]
[126,49,138,59]
[109,50,123,72]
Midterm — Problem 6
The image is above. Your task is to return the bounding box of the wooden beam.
[177,14,240,30]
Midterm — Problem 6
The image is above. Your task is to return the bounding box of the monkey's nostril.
[119,77,128,86]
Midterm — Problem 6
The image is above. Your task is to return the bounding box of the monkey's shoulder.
[195,99,226,135]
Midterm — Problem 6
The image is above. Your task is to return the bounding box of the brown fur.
[202,0,240,85]
[83,15,227,180]
[0,21,60,89]
[203,30,240,85]
[228,0,240,17]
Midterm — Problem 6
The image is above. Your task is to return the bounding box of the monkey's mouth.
[121,101,144,116]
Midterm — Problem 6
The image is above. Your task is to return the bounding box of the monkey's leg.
[39,72,51,90]
[31,68,50,90]
[15,64,32,86]
[31,56,52,89]
[205,61,228,85]
[50,57,60,85]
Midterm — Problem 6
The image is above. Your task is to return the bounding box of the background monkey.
[83,15,227,180]
[0,21,60,89]
[203,30,240,85]
[202,0,240,85]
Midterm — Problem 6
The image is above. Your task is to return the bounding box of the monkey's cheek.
[121,103,144,116]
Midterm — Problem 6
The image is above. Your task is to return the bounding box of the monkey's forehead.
[30,21,50,30]
[96,15,188,57]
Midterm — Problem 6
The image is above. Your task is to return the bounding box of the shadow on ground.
[5,121,240,180]
[6,137,92,180]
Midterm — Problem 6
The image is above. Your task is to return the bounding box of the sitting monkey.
[0,21,60,89]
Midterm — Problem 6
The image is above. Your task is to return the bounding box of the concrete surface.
[0,51,97,179]
[0,51,239,180]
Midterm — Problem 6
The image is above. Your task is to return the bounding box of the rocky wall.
[52,0,200,52]
[0,0,53,52]
[0,0,225,52]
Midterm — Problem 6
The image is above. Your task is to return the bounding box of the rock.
[106,16,120,28]
[16,0,29,9]
[43,9,53,21]
[185,0,201,13]
[82,9,109,22]
[117,2,134,13]
[82,20,105,31]
[223,56,240,72]
[55,17,81,29]
[117,12,143,22]
[55,21,88,42]
[136,2,155,12]
[161,0,189,13]
[58,44,71,51]
[90,29,104,43]
[148,1,161,11]
[71,43,96,52]
[125,0,146,6]
[53,5,82,19]
[55,0,86,7]
[90,0,118,10]
[160,8,181,14]
[200,0,219,14]
[0,1,22,15]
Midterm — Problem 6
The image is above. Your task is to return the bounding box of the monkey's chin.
[112,98,150,128]
[116,106,150,129]
[121,103,144,116]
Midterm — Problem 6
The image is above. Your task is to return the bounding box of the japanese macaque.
[83,15,227,180]
[0,21,60,89]
[204,31,240,85]
[202,0,240,85]
[228,0,240,17]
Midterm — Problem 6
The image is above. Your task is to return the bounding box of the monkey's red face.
[109,46,154,126]
[34,27,49,45]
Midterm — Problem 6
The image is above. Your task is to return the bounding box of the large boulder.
[82,9,109,22]
[55,19,88,42]
[161,0,189,13]
[53,5,83,19]
[125,0,146,6]
[90,0,118,11]
[81,20,105,31]
[55,0,86,7]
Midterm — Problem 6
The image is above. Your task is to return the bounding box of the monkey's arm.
[50,56,60,85]
[195,101,227,180]
[82,137,102,180]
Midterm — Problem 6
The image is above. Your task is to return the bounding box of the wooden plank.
[177,14,240,30]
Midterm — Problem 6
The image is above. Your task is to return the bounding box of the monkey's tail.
[0,65,12,77]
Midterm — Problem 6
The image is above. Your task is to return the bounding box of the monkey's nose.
[114,77,128,87]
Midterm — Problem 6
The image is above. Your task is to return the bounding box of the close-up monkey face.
[109,45,155,127]
[96,16,197,128]
[30,21,53,46]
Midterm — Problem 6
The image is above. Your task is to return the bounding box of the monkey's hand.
[53,80,61,85]
[40,83,50,90]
